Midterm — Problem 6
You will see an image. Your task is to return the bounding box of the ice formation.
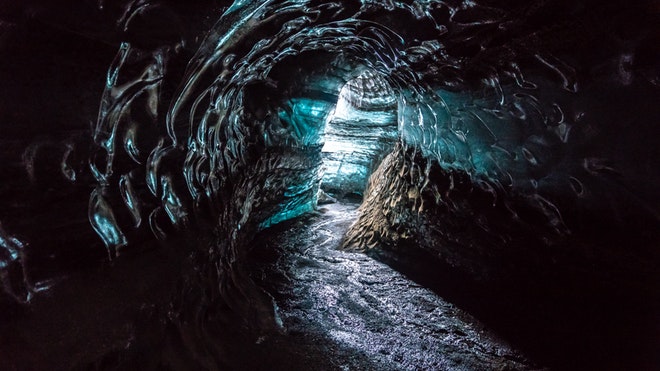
[0,0,658,369]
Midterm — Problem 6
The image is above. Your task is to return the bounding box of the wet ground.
[247,201,536,370]
[1,201,539,370]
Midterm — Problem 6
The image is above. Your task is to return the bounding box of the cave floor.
[247,201,537,370]
[1,201,540,370]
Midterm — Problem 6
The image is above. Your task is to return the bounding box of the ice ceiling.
[0,0,659,369]
[86,0,660,256]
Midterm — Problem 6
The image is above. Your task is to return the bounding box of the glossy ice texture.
[80,0,659,258]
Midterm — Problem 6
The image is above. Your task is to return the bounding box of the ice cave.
[0,0,658,369]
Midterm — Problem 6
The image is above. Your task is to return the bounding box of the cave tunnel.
[0,0,659,370]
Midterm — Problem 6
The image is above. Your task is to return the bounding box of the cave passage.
[0,0,658,370]
[245,201,534,370]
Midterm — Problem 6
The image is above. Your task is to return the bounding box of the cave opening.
[319,70,398,202]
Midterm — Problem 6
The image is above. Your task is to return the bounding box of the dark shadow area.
[368,241,660,370]
[1,224,377,370]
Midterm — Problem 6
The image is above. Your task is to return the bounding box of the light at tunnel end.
[320,70,398,198]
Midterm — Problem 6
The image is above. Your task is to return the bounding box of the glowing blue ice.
[279,98,335,146]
